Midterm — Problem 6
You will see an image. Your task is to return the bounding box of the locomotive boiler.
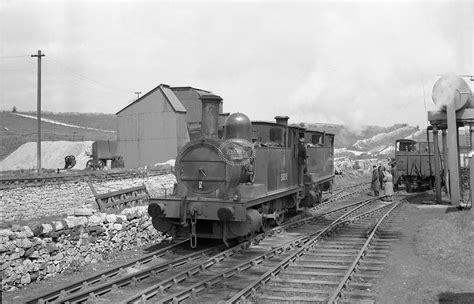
[148,94,335,247]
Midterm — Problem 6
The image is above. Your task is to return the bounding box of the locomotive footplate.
[149,197,248,222]
[148,186,304,247]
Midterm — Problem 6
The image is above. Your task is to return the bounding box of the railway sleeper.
[253,294,328,303]
[271,277,372,289]
[281,270,346,278]
[260,286,331,296]
[342,290,377,299]
[297,258,359,264]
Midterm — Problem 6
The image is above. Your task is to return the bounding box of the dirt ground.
[374,191,474,304]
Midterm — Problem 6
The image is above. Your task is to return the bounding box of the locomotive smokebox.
[223,113,251,140]
[200,94,222,138]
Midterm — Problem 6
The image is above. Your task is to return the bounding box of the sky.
[0,0,473,130]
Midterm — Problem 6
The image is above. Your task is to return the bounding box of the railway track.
[26,184,393,304]
[25,239,225,304]
[0,168,170,190]
[317,181,371,213]
[117,198,400,303]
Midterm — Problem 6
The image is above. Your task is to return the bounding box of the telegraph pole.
[31,50,45,175]
[135,91,141,100]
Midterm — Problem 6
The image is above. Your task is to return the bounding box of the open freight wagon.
[395,139,444,192]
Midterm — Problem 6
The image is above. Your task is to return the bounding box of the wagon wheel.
[97,160,105,170]
[405,178,412,193]
[429,177,435,190]
[86,160,95,169]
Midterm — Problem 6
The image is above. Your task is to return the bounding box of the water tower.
[428,74,473,208]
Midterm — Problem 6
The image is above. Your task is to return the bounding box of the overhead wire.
[0,55,30,58]
[47,57,134,94]
[0,68,34,72]
[2,54,137,110]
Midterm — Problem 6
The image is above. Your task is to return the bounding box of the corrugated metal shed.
[116,84,186,115]
[115,84,220,169]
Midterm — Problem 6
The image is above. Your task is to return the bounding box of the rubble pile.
[335,157,390,176]
[1,174,176,223]
[0,206,164,290]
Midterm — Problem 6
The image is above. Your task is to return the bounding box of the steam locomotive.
[148,94,335,247]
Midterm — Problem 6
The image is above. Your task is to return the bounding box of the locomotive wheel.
[273,212,284,226]
[266,211,285,227]
[261,218,273,232]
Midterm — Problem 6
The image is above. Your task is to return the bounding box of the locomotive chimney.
[275,116,289,126]
[200,94,222,138]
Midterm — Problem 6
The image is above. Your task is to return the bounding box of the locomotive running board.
[243,187,302,208]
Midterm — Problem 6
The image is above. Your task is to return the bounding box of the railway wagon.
[87,140,121,170]
[148,94,334,247]
[395,139,444,192]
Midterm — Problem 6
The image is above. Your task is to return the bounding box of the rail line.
[25,194,369,303]
[26,185,390,304]
[25,239,221,304]
[244,202,402,303]
[0,168,170,189]
[120,198,396,303]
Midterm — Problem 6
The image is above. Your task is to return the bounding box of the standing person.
[378,165,384,191]
[383,167,394,201]
[371,165,380,196]
[297,137,308,187]
[390,161,399,191]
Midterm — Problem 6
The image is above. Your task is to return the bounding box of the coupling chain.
[190,209,198,248]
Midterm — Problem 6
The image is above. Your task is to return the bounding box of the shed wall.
[116,89,187,168]
[174,89,223,124]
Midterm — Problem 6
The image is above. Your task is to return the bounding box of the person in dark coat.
[298,137,308,186]
[378,165,384,191]
[371,165,380,196]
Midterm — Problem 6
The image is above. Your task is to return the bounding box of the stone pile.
[1,174,176,223]
[0,206,164,291]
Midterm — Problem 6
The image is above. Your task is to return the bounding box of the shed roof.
[116,84,187,115]
[171,86,211,96]
[162,86,186,112]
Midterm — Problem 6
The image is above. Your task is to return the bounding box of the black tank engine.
[148,94,334,247]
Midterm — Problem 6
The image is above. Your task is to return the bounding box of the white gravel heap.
[0,141,93,171]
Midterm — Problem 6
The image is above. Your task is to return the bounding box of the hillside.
[0,111,116,161]
[0,110,423,164]
[299,122,421,159]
